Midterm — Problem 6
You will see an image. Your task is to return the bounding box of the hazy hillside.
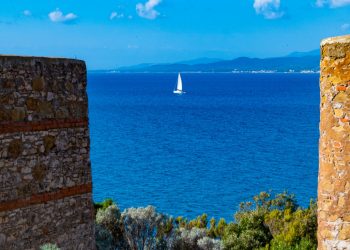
[117,55,319,73]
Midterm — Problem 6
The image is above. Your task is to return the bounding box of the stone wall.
[0,56,95,249]
[319,35,350,249]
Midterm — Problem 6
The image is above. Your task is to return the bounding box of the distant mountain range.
[285,49,320,58]
[101,50,321,73]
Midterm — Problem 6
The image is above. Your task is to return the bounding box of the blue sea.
[88,73,319,221]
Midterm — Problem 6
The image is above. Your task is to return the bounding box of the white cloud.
[110,12,124,20]
[48,9,77,23]
[136,0,162,19]
[23,10,31,16]
[316,0,350,7]
[253,0,284,19]
[341,23,350,31]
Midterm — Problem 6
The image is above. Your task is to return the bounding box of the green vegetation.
[94,192,317,250]
[40,243,61,250]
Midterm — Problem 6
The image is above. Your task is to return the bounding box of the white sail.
[173,73,185,94]
[177,73,183,91]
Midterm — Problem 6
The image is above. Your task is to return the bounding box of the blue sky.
[0,0,350,69]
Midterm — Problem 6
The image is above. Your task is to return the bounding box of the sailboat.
[173,73,185,94]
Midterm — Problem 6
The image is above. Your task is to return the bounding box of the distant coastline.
[89,70,320,74]
[90,51,320,74]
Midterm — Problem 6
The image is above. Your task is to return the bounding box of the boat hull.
[173,90,185,94]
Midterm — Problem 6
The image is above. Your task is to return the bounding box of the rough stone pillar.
[319,35,350,249]
[0,56,95,249]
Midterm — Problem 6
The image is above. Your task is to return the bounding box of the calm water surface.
[88,73,319,220]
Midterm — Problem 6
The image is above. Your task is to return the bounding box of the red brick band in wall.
[0,118,88,134]
[0,183,92,212]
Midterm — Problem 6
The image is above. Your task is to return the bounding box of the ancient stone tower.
[0,56,95,249]
[319,35,350,249]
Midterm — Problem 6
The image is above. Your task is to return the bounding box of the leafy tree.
[95,203,126,249]
[122,206,172,250]
[222,193,274,250]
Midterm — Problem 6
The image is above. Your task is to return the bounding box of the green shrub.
[94,198,114,211]
[40,243,60,250]
[95,224,114,250]
[95,203,126,249]
[197,236,223,250]
[94,192,317,250]
[172,227,208,250]
[122,205,172,250]
[266,200,317,249]
[269,237,316,250]
[222,192,316,250]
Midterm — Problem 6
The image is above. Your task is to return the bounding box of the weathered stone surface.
[11,107,25,121]
[0,194,95,250]
[319,35,350,249]
[32,76,45,91]
[0,128,91,202]
[0,55,95,250]
[8,139,22,158]
[43,134,56,153]
[0,56,88,122]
